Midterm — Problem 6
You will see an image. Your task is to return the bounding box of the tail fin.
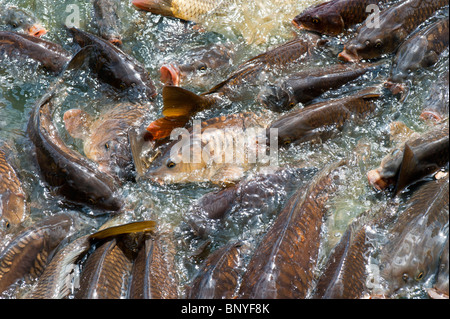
[162,85,212,117]
[89,220,156,241]
[146,116,190,141]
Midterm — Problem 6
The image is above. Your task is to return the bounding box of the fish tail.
[162,85,212,118]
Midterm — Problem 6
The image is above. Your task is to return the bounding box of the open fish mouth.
[367,169,389,190]
[338,48,360,63]
[27,24,47,37]
[420,110,443,122]
[160,63,181,86]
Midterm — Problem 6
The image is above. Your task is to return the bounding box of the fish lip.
[131,0,151,11]
[338,48,360,63]
[109,38,123,46]
[292,18,303,30]
[27,24,47,37]
[367,169,388,190]
[160,63,181,86]
[420,110,443,122]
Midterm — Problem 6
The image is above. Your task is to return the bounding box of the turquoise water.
[0,0,448,299]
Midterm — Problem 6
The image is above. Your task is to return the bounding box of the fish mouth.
[338,48,360,63]
[131,0,152,11]
[384,81,405,95]
[160,63,181,86]
[132,0,174,17]
[420,110,443,122]
[367,169,389,190]
[109,38,123,46]
[27,24,47,37]
[291,19,304,30]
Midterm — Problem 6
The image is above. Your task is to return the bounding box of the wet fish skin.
[160,43,234,87]
[0,5,47,37]
[68,27,157,100]
[293,0,388,36]
[420,67,449,122]
[260,62,376,112]
[238,161,346,299]
[0,31,71,73]
[0,145,27,228]
[386,17,449,93]
[428,237,449,299]
[339,0,449,62]
[379,176,449,296]
[267,87,380,146]
[0,213,74,294]
[367,120,449,193]
[64,103,149,182]
[128,234,178,299]
[93,0,122,46]
[187,241,245,299]
[27,88,124,212]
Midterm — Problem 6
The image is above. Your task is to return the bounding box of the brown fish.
[93,0,123,46]
[293,0,390,36]
[63,102,149,182]
[367,120,449,194]
[0,5,47,37]
[187,241,247,299]
[267,87,381,146]
[0,31,71,74]
[428,237,449,299]
[379,176,449,296]
[128,234,178,299]
[420,69,449,123]
[27,86,124,212]
[339,0,449,62]
[238,160,346,299]
[385,17,449,95]
[259,62,378,112]
[147,33,325,140]
[0,213,74,294]
[0,145,27,228]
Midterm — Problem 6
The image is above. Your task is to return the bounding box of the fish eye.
[312,18,320,24]
[12,23,18,28]
[197,64,207,71]
[402,273,409,282]
[5,221,10,229]
[120,83,127,89]
[289,102,296,108]
[88,198,97,205]
[375,41,382,48]
[283,139,291,146]
[167,160,176,168]
[416,271,424,281]
[104,142,110,150]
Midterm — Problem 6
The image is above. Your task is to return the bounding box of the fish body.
[160,43,234,87]
[339,0,449,62]
[293,0,389,36]
[144,113,268,184]
[260,62,377,112]
[0,5,47,37]
[187,241,246,299]
[27,88,124,212]
[367,120,449,193]
[268,87,381,146]
[0,31,71,73]
[0,213,74,294]
[420,70,449,122]
[93,0,122,46]
[68,27,157,100]
[63,103,149,182]
[379,176,449,296]
[386,17,449,94]
[238,161,346,299]
[428,237,449,299]
[0,146,27,228]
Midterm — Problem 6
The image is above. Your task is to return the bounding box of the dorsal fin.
[162,85,212,117]
[394,143,418,195]
[89,220,156,241]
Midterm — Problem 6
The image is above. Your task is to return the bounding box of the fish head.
[3,6,47,37]
[367,146,403,190]
[63,109,93,140]
[293,6,344,36]
[108,63,157,100]
[131,0,175,17]
[259,84,296,112]
[340,26,406,62]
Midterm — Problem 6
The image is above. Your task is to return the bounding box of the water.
[0,0,448,299]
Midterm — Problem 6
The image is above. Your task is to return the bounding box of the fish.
[185,166,318,238]
[148,33,324,140]
[128,234,178,299]
[385,17,449,95]
[267,87,381,147]
[26,86,124,212]
[420,67,449,122]
[428,237,449,299]
[160,43,234,87]
[0,213,75,294]
[259,62,378,112]
[93,0,123,46]
[292,0,390,36]
[0,31,71,74]
[338,0,449,62]
[63,102,150,182]
[379,176,449,296]
[238,160,346,299]
[187,241,247,299]
[0,144,27,228]
[0,5,47,37]
[143,112,270,184]
[68,27,157,100]
[367,120,449,194]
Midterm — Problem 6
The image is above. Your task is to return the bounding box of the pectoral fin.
[146,116,190,141]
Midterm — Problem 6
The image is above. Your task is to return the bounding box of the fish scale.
[171,0,234,21]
